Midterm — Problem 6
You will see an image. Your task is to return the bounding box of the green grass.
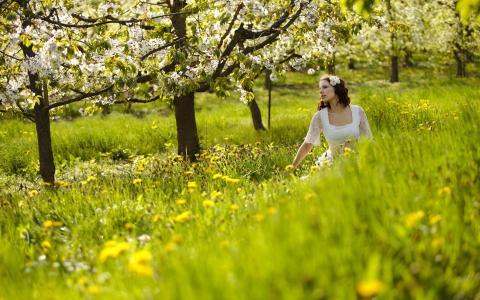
[1,67,479,299]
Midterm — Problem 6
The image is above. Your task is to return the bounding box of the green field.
[1,67,479,299]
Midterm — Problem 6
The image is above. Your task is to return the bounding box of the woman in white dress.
[288,74,373,172]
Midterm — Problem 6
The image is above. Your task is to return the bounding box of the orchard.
[1,1,479,299]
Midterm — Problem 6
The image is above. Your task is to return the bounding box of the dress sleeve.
[304,112,322,146]
[358,106,373,139]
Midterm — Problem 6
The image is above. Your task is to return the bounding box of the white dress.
[304,105,373,167]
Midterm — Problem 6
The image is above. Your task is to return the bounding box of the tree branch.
[112,95,160,104]
[141,37,185,61]
[217,4,244,51]
[46,84,114,110]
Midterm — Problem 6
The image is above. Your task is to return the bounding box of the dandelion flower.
[174,211,192,223]
[28,190,39,197]
[356,279,383,299]
[405,210,425,228]
[133,178,142,185]
[255,213,265,222]
[429,214,442,225]
[98,241,130,262]
[203,200,215,208]
[175,198,187,205]
[41,240,51,250]
[128,249,153,277]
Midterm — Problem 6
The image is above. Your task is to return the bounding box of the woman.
[288,74,373,172]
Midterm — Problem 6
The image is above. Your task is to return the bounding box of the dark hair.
[317,74,350,111]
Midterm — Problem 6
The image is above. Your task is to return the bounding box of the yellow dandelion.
[175,198,187,205]
[212,173,223,179]
[224,176,240,183]
[164,241,177,253]
[429,214,442,225]
[284,164,294,171]
[152,213,162,222]
[255,213,265,222]
[87,176,97,182]
[174,211,192,223]
[42,220,62,230]
[356,279,384,299]
[230,204,239,212]
[98,241,130,262]
[86,285,100,295]
[124,223,135,230]
[41,240,51,250]
[187,181,197,192]
[133,178,142,185]
[437,186,451,196]
[210,191,222,199]
[267,207,278,215]
[80,180,88,186]
[184,170,193,175]
[28,190,39,197]
[405,210,425,228]
[431,237,444,248]
[203,200,215,208]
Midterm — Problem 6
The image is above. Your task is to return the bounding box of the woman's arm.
[292,142,314,168]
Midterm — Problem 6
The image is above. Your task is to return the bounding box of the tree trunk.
[454,50,467,77]
[327,54,336,74]
[248,98,266,131]
[34,107,55,184]
[403,51,414,67]
[174,92,200,161]
[390,56,399,83]
[348,58,355,70]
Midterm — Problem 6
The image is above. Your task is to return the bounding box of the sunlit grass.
[1,67,479,299]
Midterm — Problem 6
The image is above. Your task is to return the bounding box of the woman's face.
[319,79,336,103]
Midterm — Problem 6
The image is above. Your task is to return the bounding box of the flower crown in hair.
[329,76,341,86]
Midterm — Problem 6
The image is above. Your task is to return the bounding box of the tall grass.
[1,68,479,299]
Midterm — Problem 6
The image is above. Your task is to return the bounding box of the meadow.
[1,66,479,299]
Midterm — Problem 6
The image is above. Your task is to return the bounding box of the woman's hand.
[283,164,296,177]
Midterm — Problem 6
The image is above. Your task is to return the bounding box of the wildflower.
[255,213,265,222]
[356,279,383,299]
[284,164,294,171]
[28,190,39,197]
[230,204,239,212]
[174,211,192,223]
[405,210,425,228]
[164,241,177,253]
[437,186,451,196]
[86,285,100,295]
[152,214,162,222]
[133,178,142,185]
[203,200,215,208]
[210,191,222,199]
[41,240,51,250]
[429,214,442,225]
[124,223,135,230]
[55,181,70,188]
[343,147,353,156]
[80,180,88,186]
[187,181,197,192]
[212,173,223,179]
[184,170,193,175]
[268,207,278,215]
[87,176,97,182]
[175,198,187,205]
[42,220,63,230]
[431,237,444,248]
[98,241,130,262]
[137,234,151,245]
[223,176,240,183]
[128,249,153,277]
